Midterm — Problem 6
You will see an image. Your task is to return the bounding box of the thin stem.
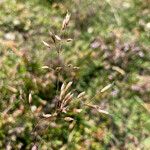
[56,44,61,94]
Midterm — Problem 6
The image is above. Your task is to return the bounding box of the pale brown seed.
[64,117,74,122]
[101,84,112,93]
[49,31,53,36]
[64,81,73,92]
[60,90,66,101]
[28,92,32,104]
[63,92,72,101]
[84,103,97,109]
[60,92,72,108]
[61,83,66,92]
[112,66,125,75]
[77,92,85,99]
[55,35,62,41]
[73,108,82,113]
[49,31,56,43]
[97,109,109,115]
[62,12,71,30]
[7,86,17,93]
[42,41,50,48]
[41,66,49,69]
[85,104,109,115]
[42,113,52,118]
[66,38,73,42]
[63,93,74,106]
[60,82,72,101]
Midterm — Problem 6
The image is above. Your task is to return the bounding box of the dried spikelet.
[64,117,74,122]
[42,113,52,118]
[62,12,71,30]
[7,86,17,93]
[41,66,49,69]
[64,81,73,93]
[65,94,73,104]
[69,121,76,129]
[66,38,73,42]
[77,91,85,99]
[73,108,82,113]
[55,35,62,41]
[101,84,112,93]
[97,109,109,115]
[60,82,72,101]
[63,92,72,102]
[49,31,56,43]
[73,67,80,70]
[63,93,74,106]
[60,83,66,100]
[112,66,125,75]
[49,31,53,36]
[42,41,50,48]
[61,82,66,92]
[60,90,66,101]
[85,104,109,115]
[85,103,97,109]
[28,92,32,104]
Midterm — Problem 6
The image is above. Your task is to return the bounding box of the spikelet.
[73,108,82,113]
[42,113,52,118]
[77,92,85,99]
[85,103,97,109]
[60,81,73,100]
[62,12,71,30]
[85,104,109,115]
[60,83,66,100]
[41,66,49,69]
[97,109,109,115]
[63,92,72,102]
[64,81,73,93]
[60,92,72,108]
[60,90,65,101]
[28,92,32,104]
[55,35,62,41]
[49,31,56,43]
[67,38,73,42]
[7,86,17,93]
[42,41,50,48]
[63,93,74,106]
[61,82,66,92]
[101,84,112,93]
[112,66,125,75]
[64,117,74,122]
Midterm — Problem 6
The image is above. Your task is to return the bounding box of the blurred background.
[0,0,150,149]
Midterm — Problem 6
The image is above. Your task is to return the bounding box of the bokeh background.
[0,0,150,149]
